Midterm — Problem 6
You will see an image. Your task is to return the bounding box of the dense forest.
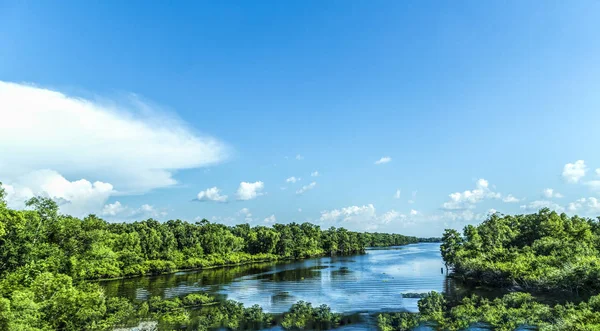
[377,291,600,331]
[0,183,435,330]
[376,209,600,331]
[441,208,600,293]
[378,208,600,331]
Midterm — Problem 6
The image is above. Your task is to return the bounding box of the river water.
[101,243,447,315]
[103,243,514,330]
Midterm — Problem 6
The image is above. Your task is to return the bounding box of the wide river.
[102,243,478,330]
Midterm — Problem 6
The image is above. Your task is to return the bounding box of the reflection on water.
[101,243,446,314]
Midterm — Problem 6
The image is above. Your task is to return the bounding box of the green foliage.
[0,184,432,331]
[377,291,600,331]
[281,301,342,329]
[376,312,420,331]
[441,208,600,292]
[181,293,214,306]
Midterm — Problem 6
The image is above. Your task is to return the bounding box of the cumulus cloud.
[0,81,229,193]
[311,171,319,177]
[394,189,401,199]
[236,181,264,200]
[442,179,500,210]
[380,210,404,225]
[410,209,419,216]
[374,157,391,165]
[520,200,564,213]
[3,169,114,217]
[502,194,520,203]
[319,204,409,231]
[263,214,277,224]
[196,187,228,202]
[237,208,253,222]
[295,154,304,160]
[286,177,300,183]
[101,201,166,220]
[542,188,563,199]
[567,197,600,215]
[0,81,230,215]
[563,160,587,183]
[296,182,317,195]
[597,169,600,176]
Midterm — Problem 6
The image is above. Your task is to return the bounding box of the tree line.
[377,290,600,331]
[440,208,600,293]
[0,183,435,330]
[377,208,600,330]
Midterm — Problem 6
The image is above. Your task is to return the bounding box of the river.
[101,243,497,330]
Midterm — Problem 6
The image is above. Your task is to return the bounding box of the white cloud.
[101,201,166,220]
[596,168,600,176]
[567,197,600,215]
[374,157,391,165]
[263,214,277,224]
[286,176,300,183]
[394,189,401,199]
[236,181,264,200]
[562,160,587,183]
[502,194,520,203]
[442,179,500,210]
[443,209,480,222]
[4,169,114,217]
[320,204,377,228]
[0,81,229,194]
[237,208,251,216]
[298,208,302,212]
[542,188,563,199]
[380,210,405,225]
[296,154,304,160]
[196,187,228,202]
[319,204,409,231]
[236,208,253,222]
[311,171,319,177]
[488,208,497,215]
[410,209,419,216]
[296,182,317,195]
[520,200,564,213]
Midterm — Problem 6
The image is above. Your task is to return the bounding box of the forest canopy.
[0,183,434,330]
[441,208,600,293]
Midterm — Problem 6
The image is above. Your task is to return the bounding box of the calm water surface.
[102,243,447,314]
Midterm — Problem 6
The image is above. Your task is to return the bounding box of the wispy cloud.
[374,156,391,165]
[286,176,300,183]
[296,182,317,194]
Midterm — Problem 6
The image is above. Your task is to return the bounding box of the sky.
[1,1,600,237]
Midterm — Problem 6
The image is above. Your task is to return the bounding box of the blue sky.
[1,1,600,236]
